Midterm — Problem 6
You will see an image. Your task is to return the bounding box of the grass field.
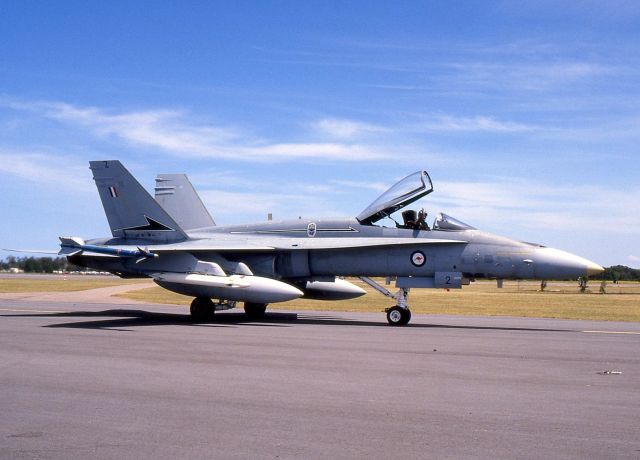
[116,279,640,322]
[2,275,638,321]
[0,276,149,293]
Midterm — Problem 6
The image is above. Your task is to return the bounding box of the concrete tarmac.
[1,299,639,459]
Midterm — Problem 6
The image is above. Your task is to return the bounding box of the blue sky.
[1,1,638,267]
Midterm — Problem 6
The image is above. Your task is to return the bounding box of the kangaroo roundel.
[411,250,426,267]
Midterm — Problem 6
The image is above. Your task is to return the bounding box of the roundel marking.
[307,222,317,238]
[411,250,426,267]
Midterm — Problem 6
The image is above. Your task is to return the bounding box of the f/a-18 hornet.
[60,161,604,325]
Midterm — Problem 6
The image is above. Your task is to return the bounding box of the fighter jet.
[59,161,604,325]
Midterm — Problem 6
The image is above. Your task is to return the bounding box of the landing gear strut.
[360,277,412,326]
[190,297,215,322]
[244,302,268,320]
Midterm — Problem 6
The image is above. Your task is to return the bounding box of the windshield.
[433,213,476,231]
[357,170,433,225]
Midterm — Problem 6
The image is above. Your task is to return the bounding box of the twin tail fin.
[90,160,187,243]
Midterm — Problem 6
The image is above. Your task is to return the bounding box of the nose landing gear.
[386,305,412,326]
[360,277,412,326]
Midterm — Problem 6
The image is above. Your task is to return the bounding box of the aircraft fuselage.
[77,217,600,283]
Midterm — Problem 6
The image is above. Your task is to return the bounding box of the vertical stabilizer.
[155,174,216,230]
[90,160,188,243]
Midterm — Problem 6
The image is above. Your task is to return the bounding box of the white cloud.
[329,179,389,192]
[194,175,640,239]
[3,100,391,162]
[417,115,537,133]
[443,60,613,92]
[311,118,385,139]
[428,178,640,236]
[197,189,341,223]
[247,142,386,160]
[0,151,92,191]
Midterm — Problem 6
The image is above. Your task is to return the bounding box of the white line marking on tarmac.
[0,308,67,314]
[582,330,640,335]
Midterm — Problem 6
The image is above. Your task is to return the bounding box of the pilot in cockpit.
[401,209,430,230]
[401,210,416,228]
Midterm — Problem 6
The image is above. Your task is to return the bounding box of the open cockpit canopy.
[357,170,433,225]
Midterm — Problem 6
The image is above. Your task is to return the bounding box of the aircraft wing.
[147,240,277,252]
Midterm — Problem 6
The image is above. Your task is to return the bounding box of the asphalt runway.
[1,299,639,459]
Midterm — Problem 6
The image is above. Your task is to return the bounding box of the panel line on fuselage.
[229,227,359,235]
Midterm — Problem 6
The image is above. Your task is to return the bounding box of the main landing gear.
[190,298,268,322]
[360,277,412,326]
[190,297,215,322]
[244,302,268,320]
[189,297,237,322]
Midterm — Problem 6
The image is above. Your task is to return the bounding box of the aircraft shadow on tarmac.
[2,308,573,333]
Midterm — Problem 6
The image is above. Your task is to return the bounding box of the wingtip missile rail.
[58,236,158,262]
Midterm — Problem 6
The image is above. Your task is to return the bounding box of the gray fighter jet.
[60,161,604,325]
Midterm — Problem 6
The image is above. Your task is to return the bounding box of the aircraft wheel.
[190,297,215,322]
[244,302,267,320]
[386,306,411,326]
[401,308,412,325]
[387,306,404,326]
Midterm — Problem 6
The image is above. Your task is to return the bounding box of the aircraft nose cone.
[533,247,604,280]
[585,261,605,277]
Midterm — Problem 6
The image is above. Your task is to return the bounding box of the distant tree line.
[592,265,640,282]
[1,256,87,273]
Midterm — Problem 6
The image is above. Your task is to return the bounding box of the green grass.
[3,276,637,322]
[115,279,640,322]
[0,277,149,293]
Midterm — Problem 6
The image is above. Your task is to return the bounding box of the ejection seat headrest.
[402,210,417,221]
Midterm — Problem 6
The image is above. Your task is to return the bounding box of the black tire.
[190,297,215,322]
[386,306,411,326]
[400,308,411,325]
[244,302,267,320]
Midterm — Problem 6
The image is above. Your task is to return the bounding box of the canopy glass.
[357,171,433,225]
